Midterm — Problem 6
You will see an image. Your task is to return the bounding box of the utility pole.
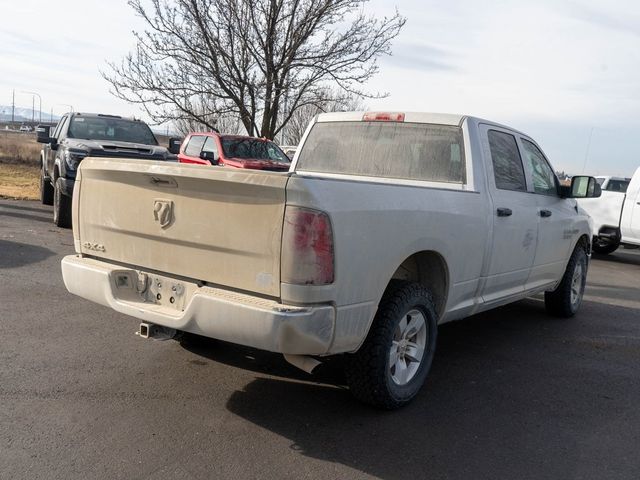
[23,91,42,124]
[11,89,15,125]
[31,96,35,124]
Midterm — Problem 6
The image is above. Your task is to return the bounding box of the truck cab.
[177,132,291,171]
[37,112,178,228]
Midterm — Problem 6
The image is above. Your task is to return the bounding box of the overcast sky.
[1,0,638,176]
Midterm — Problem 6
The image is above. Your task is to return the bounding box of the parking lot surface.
[1,198,640,480]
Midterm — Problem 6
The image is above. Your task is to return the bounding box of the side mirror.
[200,150,219,165]
[168,137,182,155]
[36,125,54,144]
[565,176,602,198]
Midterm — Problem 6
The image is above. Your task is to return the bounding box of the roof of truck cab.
[69,112,144,122]
[315,111,537,138]
[595,176,631,181]
[316,111,466,126]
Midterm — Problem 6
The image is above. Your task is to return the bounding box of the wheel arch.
[575,233,591,255]
[387,250,450,319]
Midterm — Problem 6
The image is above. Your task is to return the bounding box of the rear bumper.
[61,255,335,355]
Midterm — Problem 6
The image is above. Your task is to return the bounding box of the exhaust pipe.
[136,322,177,341]
[283,354,322,374]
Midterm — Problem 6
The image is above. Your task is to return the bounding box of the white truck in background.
[578,168,640,254]
[61,111,601,409]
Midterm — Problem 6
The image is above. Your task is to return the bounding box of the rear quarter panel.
[283,175,491,351]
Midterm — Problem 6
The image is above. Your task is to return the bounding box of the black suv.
[37,113,179,227]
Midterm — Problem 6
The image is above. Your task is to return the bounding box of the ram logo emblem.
[153,200,174,228]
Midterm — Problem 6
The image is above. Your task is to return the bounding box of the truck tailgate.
[74,158,289,297]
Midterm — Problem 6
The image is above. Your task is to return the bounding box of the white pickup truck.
[577,169,640,254]
[61,112,600,409]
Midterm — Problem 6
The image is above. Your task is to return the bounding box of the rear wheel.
[53,177,72,228]
[544,244,588,317]
[345,280,438,409]
[40,168,54,205]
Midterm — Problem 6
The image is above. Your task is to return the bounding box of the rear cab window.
[605,179,630,193]
[295,121,466,184]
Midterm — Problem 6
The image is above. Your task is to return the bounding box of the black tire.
[53,177,72,228]
[40,169,54,206]
[345,280,438,409]
[592,237,619,255]
[544,244,588,318]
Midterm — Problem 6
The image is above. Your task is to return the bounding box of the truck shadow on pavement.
[592,250,640,267]
[183,298,640,479]
[0,239,55,268]
[0,202,51,215]
[0,202,53,224]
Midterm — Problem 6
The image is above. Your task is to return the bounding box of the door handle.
[539,209,552,218]
[496,208,512,217]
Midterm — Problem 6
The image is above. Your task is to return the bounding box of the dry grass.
[0,130,41,165]
[0,131,41,199]
[0,163,40,200]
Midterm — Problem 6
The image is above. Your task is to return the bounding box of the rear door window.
[296,122,466,183]
[487,130,527,191]
[184,135,207,157]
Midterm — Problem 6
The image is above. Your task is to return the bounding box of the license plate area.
[145,275,188,311]
[111,270,190,312]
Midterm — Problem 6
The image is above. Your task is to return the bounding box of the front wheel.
[544,244,588,317]
[53,177,72,228]
[345,280,438,409]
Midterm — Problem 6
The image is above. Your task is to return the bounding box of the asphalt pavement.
[1,198,640,480]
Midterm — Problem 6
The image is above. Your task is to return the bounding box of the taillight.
[281,207,334,285]
[362,112,405,122]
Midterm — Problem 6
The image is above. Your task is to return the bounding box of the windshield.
[220,137,290,163]
[67,116,158,145]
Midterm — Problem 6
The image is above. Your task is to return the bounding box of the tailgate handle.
[539,209,552,218]
[149,176,178,188]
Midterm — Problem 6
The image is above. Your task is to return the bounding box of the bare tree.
[172,96,245,135]
[281,90,367,145]
[103,0,405,139]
